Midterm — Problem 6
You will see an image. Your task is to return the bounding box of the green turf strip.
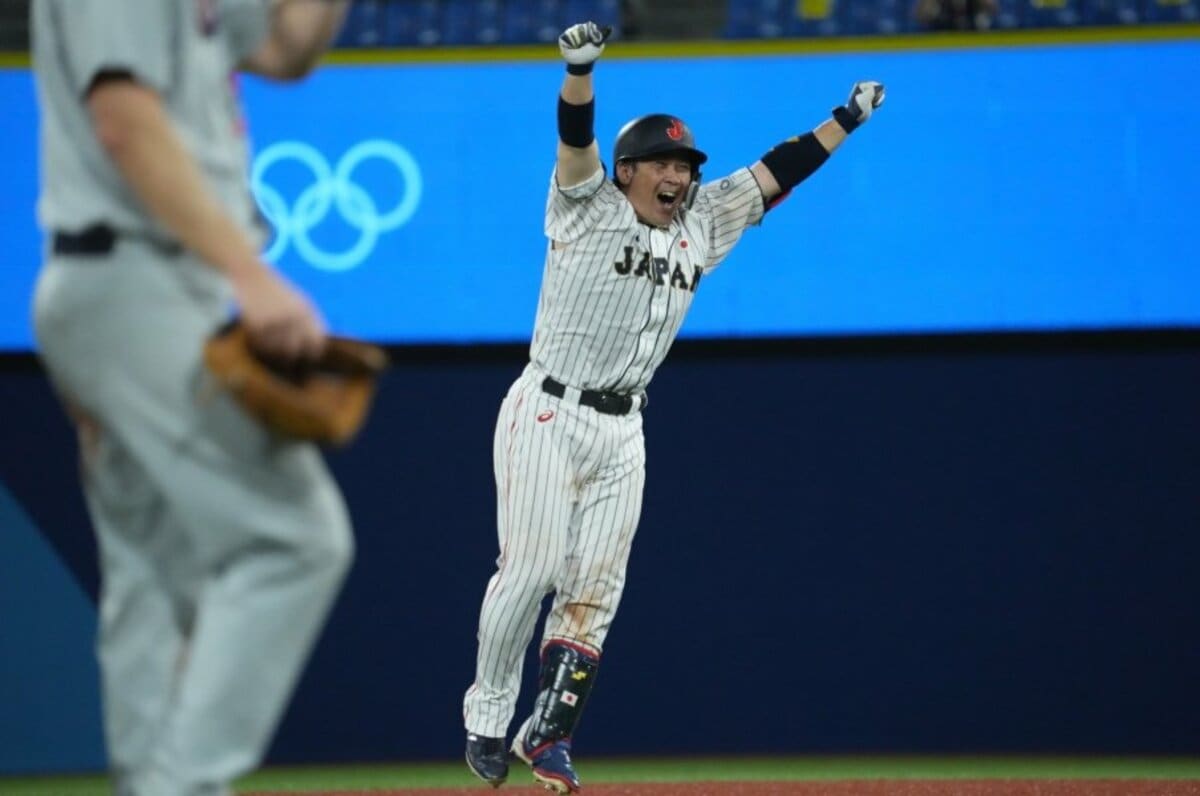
[2,757,1199,795]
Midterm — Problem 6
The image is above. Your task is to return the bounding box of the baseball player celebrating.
[462,20,885,794]
[30,2,354,794]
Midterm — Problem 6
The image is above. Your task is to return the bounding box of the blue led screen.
[1,39,1196,349]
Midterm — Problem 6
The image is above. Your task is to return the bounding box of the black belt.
[541,376,645,416]
[52,225,183,257]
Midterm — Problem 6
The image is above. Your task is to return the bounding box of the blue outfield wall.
[2,35,1199,350]
[2,339,1199,773]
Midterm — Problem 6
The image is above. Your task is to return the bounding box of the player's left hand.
[836,81,886,132]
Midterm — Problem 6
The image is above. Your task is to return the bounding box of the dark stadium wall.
[2,338,1199,773]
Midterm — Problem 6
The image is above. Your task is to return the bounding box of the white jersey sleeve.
[48,0,176,97]
[692,167,766,272]
[545,166,627,245]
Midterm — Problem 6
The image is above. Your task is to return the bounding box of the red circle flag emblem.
[666,119,685,141]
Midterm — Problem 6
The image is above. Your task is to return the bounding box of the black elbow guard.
[558,96,595,149]
[759,133,830,193]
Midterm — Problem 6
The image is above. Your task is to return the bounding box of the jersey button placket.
[630,229,671,377]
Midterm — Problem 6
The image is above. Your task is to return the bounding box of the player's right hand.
[559,21,611,66]
[231,263,327,363]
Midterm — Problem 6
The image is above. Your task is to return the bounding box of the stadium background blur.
[0,0,1197,47]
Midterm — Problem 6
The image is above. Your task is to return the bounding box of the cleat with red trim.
[511,736,581,793]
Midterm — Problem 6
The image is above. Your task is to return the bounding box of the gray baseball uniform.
[463,164,764,738]
[31,3,352,794]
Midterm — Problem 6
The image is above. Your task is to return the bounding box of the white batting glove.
[559,21,612,73]
[833,81,886,133]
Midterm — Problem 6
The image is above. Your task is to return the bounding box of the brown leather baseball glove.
[203,320,389,446]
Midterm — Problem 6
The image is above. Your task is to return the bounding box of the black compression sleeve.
[558,96,595,148]
[759,133,830,193]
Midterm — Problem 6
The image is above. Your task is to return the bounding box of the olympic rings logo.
[251,139,422,272]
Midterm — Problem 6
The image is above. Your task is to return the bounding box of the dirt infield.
[250,779,1200,795]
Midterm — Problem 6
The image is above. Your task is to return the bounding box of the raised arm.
[555,22,611,187]
[750,81,886,208]
[240,0,351,80]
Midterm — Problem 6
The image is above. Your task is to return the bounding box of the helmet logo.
[665,119,685,141]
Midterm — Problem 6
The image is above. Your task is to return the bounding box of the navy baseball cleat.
[465,733,509,787]
[512,736,581,793]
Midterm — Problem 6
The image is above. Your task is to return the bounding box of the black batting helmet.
[612,114,708,172]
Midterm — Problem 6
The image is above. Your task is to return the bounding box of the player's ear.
[615,161,632,187]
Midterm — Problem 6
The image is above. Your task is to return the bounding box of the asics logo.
[251,139,422,272]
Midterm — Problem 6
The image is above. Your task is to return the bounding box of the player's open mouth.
[656,191,677,209]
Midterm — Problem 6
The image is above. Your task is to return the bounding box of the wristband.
[759,133,830,194]
[566,62,594,76]
[832,106,859,134]
[557,95,595,148]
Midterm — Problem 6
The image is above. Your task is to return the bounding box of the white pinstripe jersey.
[531,165,765,394]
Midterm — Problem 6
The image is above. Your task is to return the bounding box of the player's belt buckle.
[589,391,630,415]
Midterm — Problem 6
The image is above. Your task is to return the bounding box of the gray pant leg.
[145,422,353,792]
[85,439,193,788]
[34,247,354,796]
[102,417,352,796]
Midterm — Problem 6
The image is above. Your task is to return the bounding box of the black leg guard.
[525,641,600,751]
